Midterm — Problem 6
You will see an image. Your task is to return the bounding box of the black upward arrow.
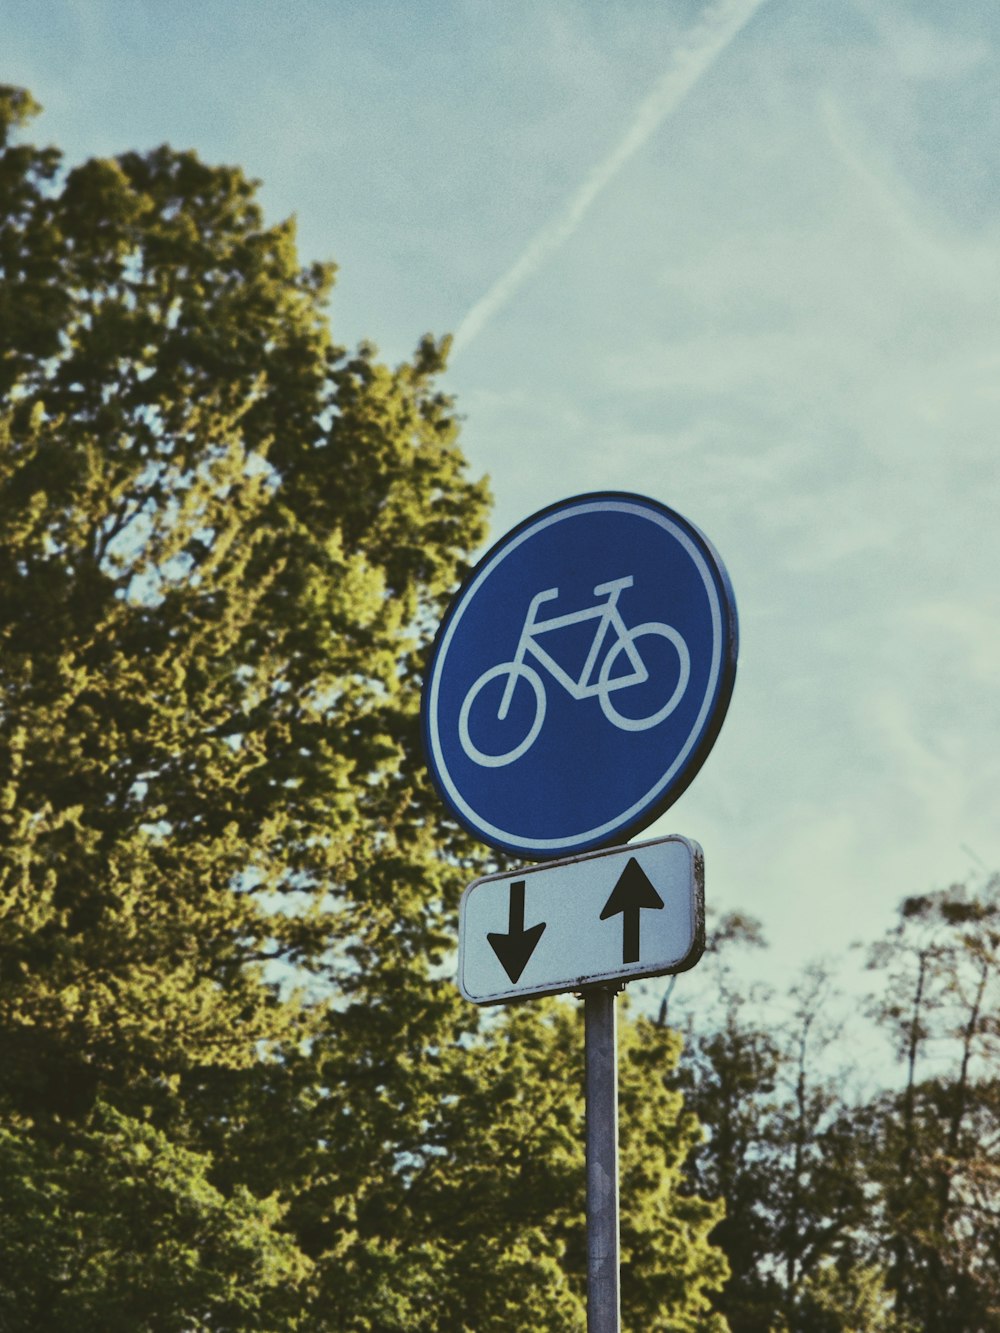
[600,857,664,964]
[488,881,546,984]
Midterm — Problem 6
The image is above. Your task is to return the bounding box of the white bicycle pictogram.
[458,576,690,768]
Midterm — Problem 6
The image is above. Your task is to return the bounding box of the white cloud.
[902,600,1000,684]
[452,0,772,355]
[863,5,991,82]
[821,96,995,299]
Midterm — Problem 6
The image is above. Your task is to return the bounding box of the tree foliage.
[0,86,729,1330]
[672,881,1000,1333]
[862,875,1000,1332]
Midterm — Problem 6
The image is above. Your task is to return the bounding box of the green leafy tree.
[672,921,884,1333]
[863,874,1000,1332]
[379,998,729,1333]
[0,86,729,1330]
[668,914,785,1331]
[792,1261,917,1333]
[0,80,487,1328]
[0,1106,310,1331]
[617,1007,731,1331]
[768,964,871,1326]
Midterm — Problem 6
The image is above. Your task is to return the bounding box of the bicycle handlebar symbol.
[458,576,690,768]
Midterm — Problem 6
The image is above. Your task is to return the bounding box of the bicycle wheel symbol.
[598,622,690,732]
[458,662,546,768]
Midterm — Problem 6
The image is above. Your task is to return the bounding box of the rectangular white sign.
[458,834,704,1005]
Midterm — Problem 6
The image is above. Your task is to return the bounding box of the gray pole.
[585,986,621,1333]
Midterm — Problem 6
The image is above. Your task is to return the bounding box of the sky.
[5,0,999,1010]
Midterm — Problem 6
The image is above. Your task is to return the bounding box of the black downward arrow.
[600,857,664,964]
[488,881,546,983]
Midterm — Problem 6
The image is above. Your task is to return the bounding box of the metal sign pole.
[585,986,621,1333]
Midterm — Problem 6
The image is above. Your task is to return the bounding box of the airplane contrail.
[452,0,770,357]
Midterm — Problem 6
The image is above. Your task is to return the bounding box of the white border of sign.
[423,494,737,857]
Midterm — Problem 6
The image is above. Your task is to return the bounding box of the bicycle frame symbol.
[458,576,690,768]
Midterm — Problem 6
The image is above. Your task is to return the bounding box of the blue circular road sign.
[421,492,738,859]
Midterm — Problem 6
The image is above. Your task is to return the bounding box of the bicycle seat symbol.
[458,576,690,768]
